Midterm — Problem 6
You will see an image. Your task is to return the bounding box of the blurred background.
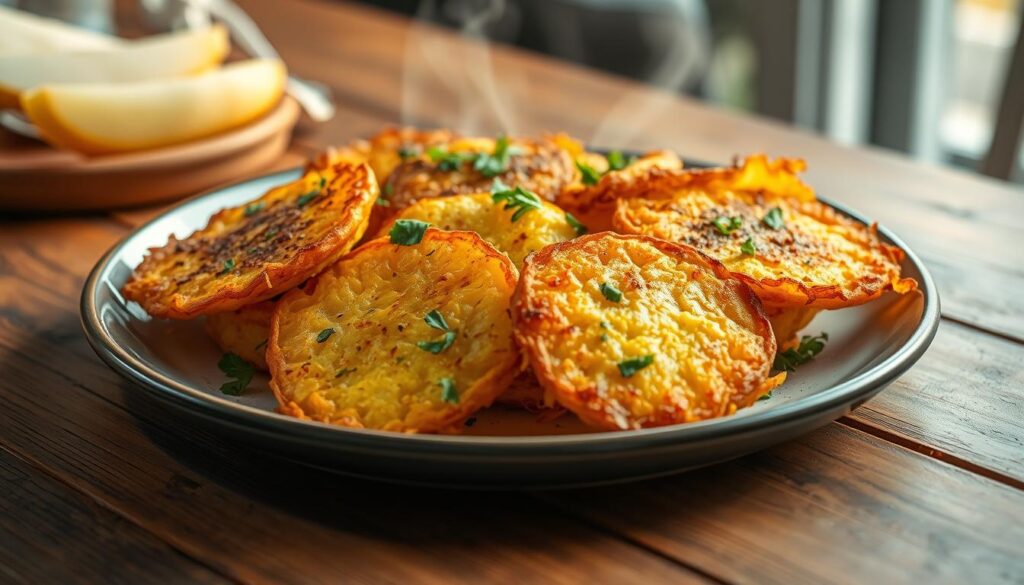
[6,0,1022,185]
[363,0,1024,185]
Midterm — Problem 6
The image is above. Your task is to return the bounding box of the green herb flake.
[473,134,522,177]
[426,145,448,161]
[599,282,623,303]
[618,354,655,378]
[712,216,743,235]
[218,258,236,275]
[418,330,457,354]
[264,227,279,240]
[576,160,601,186]
[439,377,459,403]
[424,309,450,331]
[244,202,264,217]
[600,333,609,342]
[762,207,784,230]
[398,144,419,159]
[758,391,773,401]
[740,238,757,255]
[335,367,357,378]
[464,416,477,427]
[254,338,268,351]
[217,353,254,395]
[383,183,394,196]
[389,219,430,245]
[296,190,319,207]
[316,328,335,343]
[773,332,829,372]
[375,197,391,207]
[491,184,542,222]
[599,321,610,329]
[565,212,588,236]
[606,150,636,171]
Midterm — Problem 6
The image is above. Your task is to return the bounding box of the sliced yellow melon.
[22,59,286,155]
[0,25,229,108]
[0,5,122,56]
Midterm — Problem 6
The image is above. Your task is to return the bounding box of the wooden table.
[2,1,1023,583]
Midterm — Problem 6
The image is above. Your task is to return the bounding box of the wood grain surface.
[1,1,1022,583]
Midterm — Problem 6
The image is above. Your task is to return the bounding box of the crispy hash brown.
[613,176,916,309]
[314,128,460,181]
[381,135,576,210]
[513,232,783,431]
[122,162,378,319]
[204,300,276,370]
[377,192,579,268]
[556,150,682,232]
[268,229,521,432]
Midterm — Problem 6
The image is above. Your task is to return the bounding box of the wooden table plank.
[0,446,230,585]
[240,0,1024,342]
[0,215,1019,583]
[843,320,1024,488]
[538,424,1024,585]
[0,219,712,585]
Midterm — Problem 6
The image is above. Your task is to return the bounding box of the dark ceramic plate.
[81,163,939,488]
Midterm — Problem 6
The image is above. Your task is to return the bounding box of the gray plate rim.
[80,163,941,455]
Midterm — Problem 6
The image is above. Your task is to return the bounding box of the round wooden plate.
[0,97,299,212]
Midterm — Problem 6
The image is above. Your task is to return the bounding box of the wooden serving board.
[0,97,299,212]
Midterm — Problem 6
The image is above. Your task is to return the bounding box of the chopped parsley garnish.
[398,144,419,159]
[605,150,636,171]
[383,183,394,196]
[712,216,743,235]
[217,353,254,395]
[600,333,609,342]
[740,238,757,255]
[264,227,279,240]
[390,219,430,245]
[335,367,357,378]
[439,377,459,403]
[758,391,773,401]
[418,330,457,354]
[316,328,335,343]
[375,197,391,207]
[599,282,622,303]
[491,182,542,222]
[565,212,588,236]
[762,207,784,230]
[618,354,654,378]
[427,145,473,171]
[296,190,320,207]
[424,309,450,331]
[576,160,601,185]
[244,202,264,217]
[599,321,610,329]
[773,332,828,372]
[218,258,235,275]
[438,152,473,171]
[473,134,522,177]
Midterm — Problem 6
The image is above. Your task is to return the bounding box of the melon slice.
[21,58,286,155]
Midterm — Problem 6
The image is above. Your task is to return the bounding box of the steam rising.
[402,0,519,135]
[400,0,709,146]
